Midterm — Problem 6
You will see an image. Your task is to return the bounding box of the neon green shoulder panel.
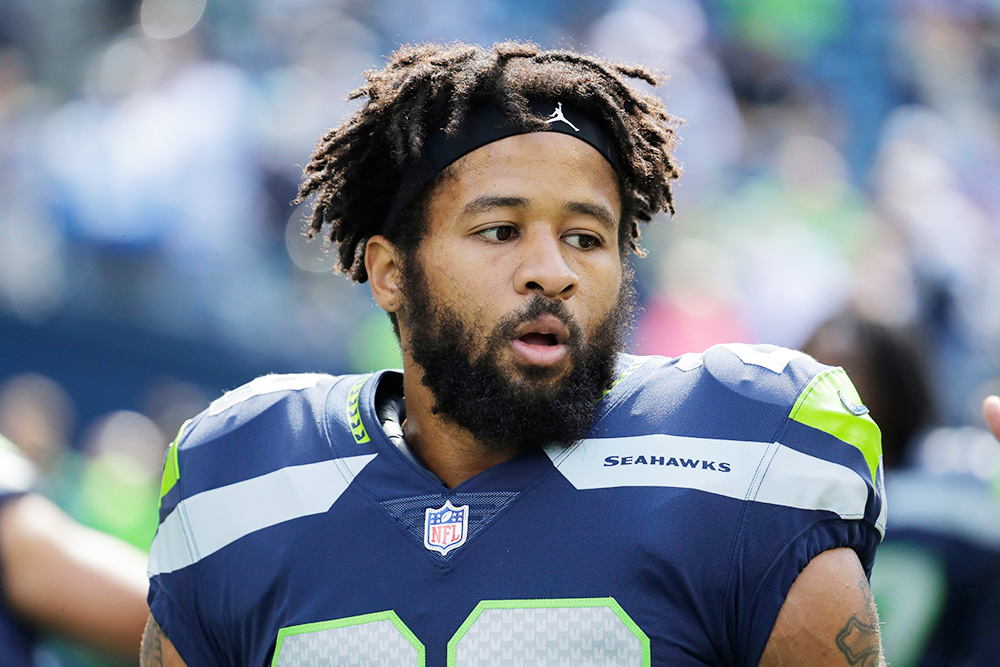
[346,376,370,444]
[159,419,189,500]
[788,367,882,485]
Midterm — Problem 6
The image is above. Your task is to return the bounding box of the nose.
[513,230,578,299]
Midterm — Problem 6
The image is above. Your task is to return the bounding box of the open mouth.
[510,315,571,366]
[518,332,560,346]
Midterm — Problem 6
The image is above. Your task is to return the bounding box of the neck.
[400,361,514,489]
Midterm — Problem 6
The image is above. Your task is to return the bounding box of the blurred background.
[0,0,998,665]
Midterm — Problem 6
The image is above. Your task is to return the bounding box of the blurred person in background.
[0,373,81,511]
[804,311,1000,667]
[142,41,887,667]
[0,434,150,666]
[75,410,165,552]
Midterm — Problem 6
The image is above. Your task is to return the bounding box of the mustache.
[492,296,583,346]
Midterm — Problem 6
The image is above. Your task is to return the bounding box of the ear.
[365,235,403,313]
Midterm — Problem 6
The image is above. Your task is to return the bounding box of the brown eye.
[566,233,601,249]
[479,226,517,242]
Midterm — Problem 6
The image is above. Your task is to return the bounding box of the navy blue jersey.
[0,437,39,667]
[148,345,885,667]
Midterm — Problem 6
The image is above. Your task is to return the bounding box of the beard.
[399,258,636,454]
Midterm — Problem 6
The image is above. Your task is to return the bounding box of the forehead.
[427,132,622,222]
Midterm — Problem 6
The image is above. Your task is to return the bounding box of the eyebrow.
[461,195,529,217]
[460,195,618,232]
[564,200,617,232]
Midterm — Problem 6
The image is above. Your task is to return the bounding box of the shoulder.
[161,372,362,499]
[593,343,883,474]
[183,373,341,444]
[645,342,829,405]
[595,345,884,534]
[149,372,374,582]
[604,344,844,440]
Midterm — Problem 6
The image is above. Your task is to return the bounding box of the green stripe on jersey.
[789,367,881,485]
[159,420,189,500]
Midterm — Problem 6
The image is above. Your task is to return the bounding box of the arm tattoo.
[141,615,165,667]
[834,577,883,667]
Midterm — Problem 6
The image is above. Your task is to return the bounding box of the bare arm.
[141,614,189,667]
[985,395,1000,442]
[759,547,885,667]
[0,492,150,658]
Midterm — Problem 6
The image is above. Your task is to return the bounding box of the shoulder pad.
[607,345,876,452]
[196,373,333,437]
[159,373,341,501]
[674,343,825,404]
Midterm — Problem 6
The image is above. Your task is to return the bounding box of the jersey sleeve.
[723,352,885,667]
[147,373,337,667]
[147,417,226,667]
[595,346,885,666]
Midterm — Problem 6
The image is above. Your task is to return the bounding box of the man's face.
[397,132,633,452]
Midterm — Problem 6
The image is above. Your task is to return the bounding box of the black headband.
[382,99,622,234]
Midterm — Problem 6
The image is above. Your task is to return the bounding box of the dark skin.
[141,616,171,666]
[143,136,1000,666]
[758,548,883,667]
[834,579,881,667]
[368,132,625,488]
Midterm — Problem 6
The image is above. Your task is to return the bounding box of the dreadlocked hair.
[296,40,682,283]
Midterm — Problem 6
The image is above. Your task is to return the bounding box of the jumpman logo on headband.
[545,102,580,132]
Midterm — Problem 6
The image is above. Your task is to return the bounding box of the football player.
[142,41,891,666]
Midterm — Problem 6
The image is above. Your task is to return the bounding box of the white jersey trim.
[674,343,806,374]
[546,434,874,527]
[207,373,325,416]
[148,454,377,576]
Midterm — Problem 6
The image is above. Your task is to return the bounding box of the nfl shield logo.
[424,500,469,555]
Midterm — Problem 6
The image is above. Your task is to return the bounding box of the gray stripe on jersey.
[546,433,873,526]
[148,454,377,576]
[207,373,325,416]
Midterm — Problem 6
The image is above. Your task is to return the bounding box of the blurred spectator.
[76,410,165,551]
[0,374,82,512]
[0,434,149,666]
[0,373,74,473]
[804,310,1000,667]
[2,0,998,412]
[802,311,934,468]
[140,377,211,442]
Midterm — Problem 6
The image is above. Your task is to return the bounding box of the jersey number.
[272,597,650,667]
